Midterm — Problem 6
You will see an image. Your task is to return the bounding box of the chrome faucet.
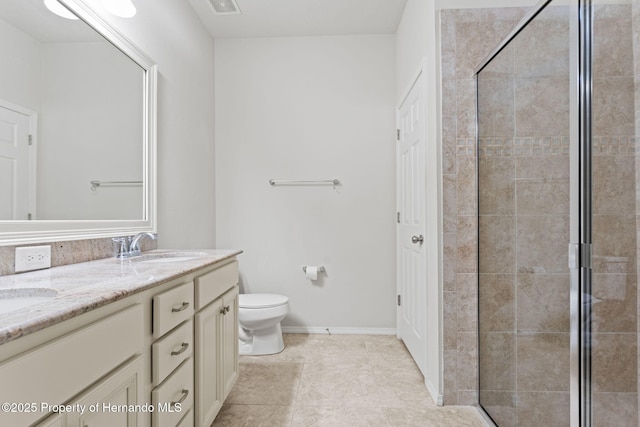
[129,232,157,256]
[112,232,157,258]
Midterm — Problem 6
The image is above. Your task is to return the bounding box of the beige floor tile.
[212,404,293,427]
[226,361,303,405]
[291,405,390,427]
[385,406,486,427]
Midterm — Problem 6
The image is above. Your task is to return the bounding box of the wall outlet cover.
[15,246,52,273]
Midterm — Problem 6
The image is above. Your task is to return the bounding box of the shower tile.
[443,175,457,233]
[516,215,569,274]
[516,178,569,215]
[593,77,635,136]
[457,156,477,216]
[478,332,515,391]
[514,77,570,137]
[516,333,570,392]
[516,155,570,180]
[593,214,637,273]
[478,156,515,216]
[457,273,478,333]
[512,8,570,78]
[443,233,457,292]
[444,349,458,405]
[593,155,637,215]
[479,391,515,427]
[443,79,457,118]
[457,332,478,391]
[457,216,477,273]
[477,77,515,139]
[442,116,457,175]
[592,392,639,427]
[455,20,518,79]
[593,5,633,78]
[456,79,477,139]
[592,332,637,393]
[212,404,293,426]
[478,274,515,333]
[477,44,514,79]
[592,273,637,333]
[479,215,515,274]
[516,273,570,333]
[516,391,570,427]
[444,291,458,350]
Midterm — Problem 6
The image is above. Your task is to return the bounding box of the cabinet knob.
[220,305,231,315]
[170,342,189,356]
[171,302,190,313]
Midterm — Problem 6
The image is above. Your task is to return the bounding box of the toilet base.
[239,323,285,356]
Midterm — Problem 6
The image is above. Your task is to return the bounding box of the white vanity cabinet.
[194,261,239,427]
[0,254,240,427]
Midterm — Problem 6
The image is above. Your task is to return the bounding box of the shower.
[476,0,638,426]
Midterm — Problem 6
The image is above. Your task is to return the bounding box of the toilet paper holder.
[302,265,326,273]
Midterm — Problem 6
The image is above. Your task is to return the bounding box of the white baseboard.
[281,326,396,335]
[426,379,444,406]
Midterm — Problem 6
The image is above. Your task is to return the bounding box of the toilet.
[238,293,289,356]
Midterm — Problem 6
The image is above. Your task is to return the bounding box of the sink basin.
[131,251,209,264]
[0,288,59,314]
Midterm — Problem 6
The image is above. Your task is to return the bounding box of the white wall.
[95,0,216,248]
[396,0,443,403]
[215,35,397,331]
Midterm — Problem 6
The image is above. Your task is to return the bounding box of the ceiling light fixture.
[43,0,78,20]
[208,0,242,15]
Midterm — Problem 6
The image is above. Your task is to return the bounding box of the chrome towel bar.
[90,180,143,191]
[269,179,340,186]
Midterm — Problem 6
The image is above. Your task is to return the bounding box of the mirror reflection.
[0,0,144,221]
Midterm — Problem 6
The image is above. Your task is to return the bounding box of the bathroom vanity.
[0,249,241,426]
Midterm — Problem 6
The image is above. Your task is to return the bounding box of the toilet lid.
[239,293,288,309]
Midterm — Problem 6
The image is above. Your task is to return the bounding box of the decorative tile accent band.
[476,136,636,157]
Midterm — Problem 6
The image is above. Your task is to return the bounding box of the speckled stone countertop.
[0,249,242,346]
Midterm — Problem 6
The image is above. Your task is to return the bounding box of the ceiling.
[188,0,408,39]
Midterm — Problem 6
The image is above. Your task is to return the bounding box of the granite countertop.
[0,249,242,346]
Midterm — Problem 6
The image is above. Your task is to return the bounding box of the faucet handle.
[112,236,132,258]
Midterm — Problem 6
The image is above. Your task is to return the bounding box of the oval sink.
[132,252,208,264]
[0,288,58,314]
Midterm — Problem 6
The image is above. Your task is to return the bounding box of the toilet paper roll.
[305,266,318,280]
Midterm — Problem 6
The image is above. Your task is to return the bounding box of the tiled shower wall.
[440,7,528,406]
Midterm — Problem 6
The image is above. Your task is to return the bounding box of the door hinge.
[28,134,33,145]
[397,212,400,223]
[568,243,592,269]
[396,129,400,141]
[397,295,401,306]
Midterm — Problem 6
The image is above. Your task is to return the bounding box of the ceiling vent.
[208,0,241,15]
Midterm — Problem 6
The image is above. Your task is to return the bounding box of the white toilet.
[238,293,289,356]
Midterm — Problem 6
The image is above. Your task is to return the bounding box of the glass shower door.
[477,2,573,425]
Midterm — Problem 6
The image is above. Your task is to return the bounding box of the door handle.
[411,235,424,244]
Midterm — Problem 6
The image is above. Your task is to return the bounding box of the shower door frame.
[474,0,593,425]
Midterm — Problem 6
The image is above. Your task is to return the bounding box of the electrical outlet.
[15,245,52,273]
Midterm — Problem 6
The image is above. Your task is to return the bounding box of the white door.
[397,71,427,375]
[0,104,33,220]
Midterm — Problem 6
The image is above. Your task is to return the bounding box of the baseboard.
[426,379,444,406]
[281,326,396,335]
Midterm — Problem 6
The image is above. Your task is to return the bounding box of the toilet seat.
[239,293,288,309]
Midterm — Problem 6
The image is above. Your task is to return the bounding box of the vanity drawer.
[195,261,238,310]
[152,320,193,385]
[152,358,193,427]
[153,281,194,339]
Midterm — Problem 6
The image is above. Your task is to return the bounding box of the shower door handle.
[411,235,424,244]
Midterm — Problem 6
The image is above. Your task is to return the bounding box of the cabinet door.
[65,356,144,427]
[220,286,239,400]
[194,298,223,427]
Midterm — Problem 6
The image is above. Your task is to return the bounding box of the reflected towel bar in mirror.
[90,180,143,191]
[269,179,340,186]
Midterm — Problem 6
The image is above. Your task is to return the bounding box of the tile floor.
[212,333,487,426]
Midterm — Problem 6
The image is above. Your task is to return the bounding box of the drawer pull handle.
[171,342,189,356]
[172,389,189,408]
[171,302,190,313]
